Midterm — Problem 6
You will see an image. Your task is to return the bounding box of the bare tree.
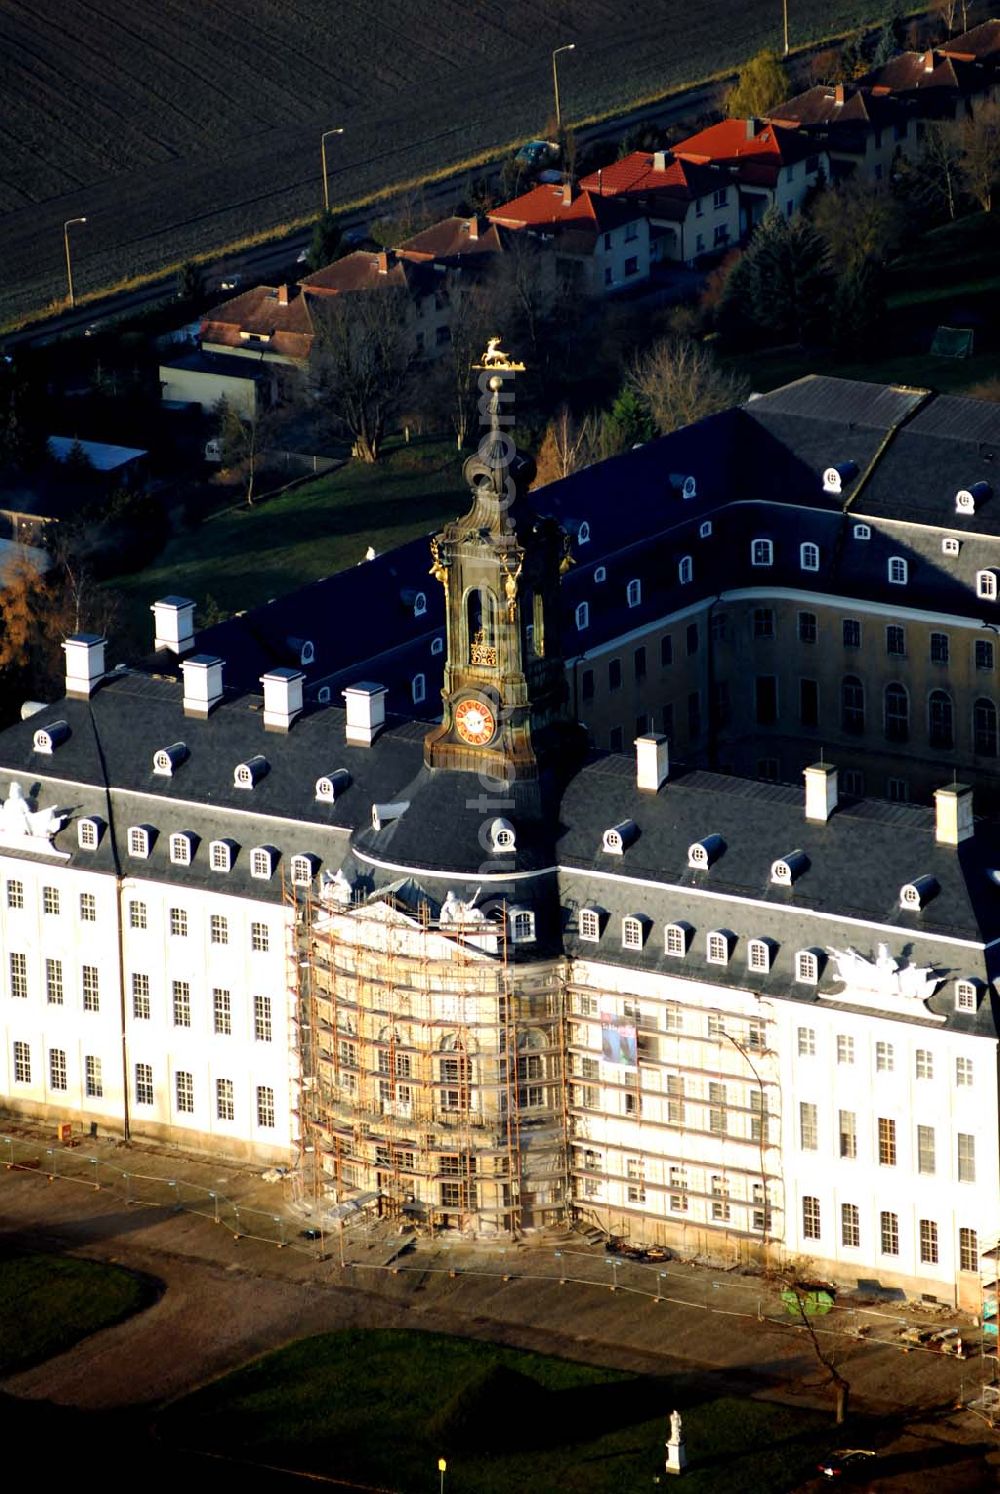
[960,102,1000,213]
[215,395,276,507]
[0,548,118,712]
[309,288,413,463]
[490,233,551,357]
[627,337,749,436]
[428,277,503,450]
[919,122,965,219]
[784,1283,853,1424]
[533,404,599,485]
[810,177,908,271]
[931,0,960,33]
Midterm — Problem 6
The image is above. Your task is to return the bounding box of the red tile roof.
[396,216,503,263]
[859,49,981,112]
[768,83,912,149]
[942,18,1000,66]
[299,249,412,294]
[200,284,315,361]
[578,150,728,221]
[487,182,638,235]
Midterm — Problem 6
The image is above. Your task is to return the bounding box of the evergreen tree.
[727,51,787,119]
[831,260,886,353]
[307,211,341,272]
[718,206,834,346]
[175,260,203,304]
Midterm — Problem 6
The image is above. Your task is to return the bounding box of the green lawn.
[164,1328,831,1493]
[112,438,465,649]
[0,1250,154,1375]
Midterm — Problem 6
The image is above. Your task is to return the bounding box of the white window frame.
[800,541,819,571]
[706,931,730,965]
[431,636,444,655]
[78,818,99,850]
[413,591,427,617]
[209,840,233,873]
[579,908,600,942]
[575,601,589,631]
[594,565,607,583]
[169,832,193,867]
[977,569,998,601]
[747,938,772,973]
[412,673,426,705]
[751,538,773,567]
[578,521,591,545]
[626,579,641,608]
[942,537,960,556]
[795,950,819,984]
[510,908,536,944]
[888,556,908,586]
[664,922,688,957]
[955,979,977,1012]
[622,915,644,950]
[678,555,693,585]
[290,854,315,887]
[128,826,150,859]
[250,847,274,880]
[853,523,871,540]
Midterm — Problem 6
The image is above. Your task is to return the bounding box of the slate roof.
[159,349,271,383]
[942,18,1000,67]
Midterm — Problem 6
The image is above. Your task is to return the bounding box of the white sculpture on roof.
[319,867,353,906]
[0,782,65,841]
[827,942,941,1003]
[440,888,485,925]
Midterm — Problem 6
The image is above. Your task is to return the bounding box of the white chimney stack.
[803,762,838,822]
[151,596,196,655]
[63,634,106,698]
[260,667,304,732]
[343,682,387,746]
[635,733,669,793]
[181,654,224,718]
[934,783,974,846]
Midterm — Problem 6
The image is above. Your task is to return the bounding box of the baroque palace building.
[0,369,998,1307]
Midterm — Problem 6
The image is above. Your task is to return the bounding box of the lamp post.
[551,44,575,134]
[438,1457,447,1494]
[63,216,86,308]
[321,126,345,214]
[782,0,789,56]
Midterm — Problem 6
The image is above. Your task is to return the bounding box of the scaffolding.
[289,881,567,1238]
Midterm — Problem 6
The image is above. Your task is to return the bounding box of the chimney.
[374,250,389,275]
[834,83,845,106]
[635,733,670,793]
[803,762,838,822]
[343,682,387,746]
[181,654,224,718]
[467,215,480,240]
[63,634,106,699]
[151,596,196,655]
[277,283,289,306]
[260,667,304,732]
[652,149,668,171]
[745,117,759,139]
[924,48,934,72]
[934,783,974,846]
[561,178,573,205]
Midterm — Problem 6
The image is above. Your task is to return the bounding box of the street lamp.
[782,0,789,56]
[63,216,86,309]
[321,126,345,214]
[552,44,575,134]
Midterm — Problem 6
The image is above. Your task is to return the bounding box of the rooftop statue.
[476,336,525,372]
[0,781,65,841]
[826,941,941,1003]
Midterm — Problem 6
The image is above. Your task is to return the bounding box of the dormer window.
[318,686,332,703]
[153,742,188,776]
[955,979,978,1012]
[681,475,696,499]
[251,846,276,880]
[626,579,641,608]
[688,834,724,870]
[795,950,820,984]
[579,908,601,942]
[413,591,427,617]
[706,930,732,965]
[664,921,691,957]
[800,542,820,571]
[316,769,350,802]
[899,875,939,910]
[577,521,591,545]
[594,565,607,583]
[747,938,774,973]
[77,817,102,850]
[622,915,645,950]
[751,539,773,567]
[823,462,857,494]
[128,826,151,859]
[489,818,516,853]
[32,721,70,755]
[771,850,808,885]
[678,556,693,585]
[300,640,315,665]
[699,520,712,539]
[888,556,908,585]
[412,673,426,705]
[169,832,194,866]
[510,907,536,943]
[209,839,234,873]
[575,602,589,631]
[234,756,268,789]
[431,636,444,655]
[602,820,638,855]
[977,569,998,601]
[853,523,871,540]
[290,853,317,886]
[956,482,990,514]
[942,537,960,556]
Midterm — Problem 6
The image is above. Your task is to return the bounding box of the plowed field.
[0,0,891,323]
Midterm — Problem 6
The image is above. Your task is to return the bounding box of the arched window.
[928,689,954,748]
[413,592,427,617]
[884,682,909,743]
[800,542,819,571]
[974,698,998,756]
[678,555,693,585]
[467,588,497,663]
[751,538,773,567]
[626,578,641,608]
[578,521,591,545]
[841,675,864,734]
[575,601,589,631]
[888,556,908,585]
[411,673,426,705]
[431,636,444,655]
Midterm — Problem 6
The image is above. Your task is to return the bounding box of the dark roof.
[159,348,271,381]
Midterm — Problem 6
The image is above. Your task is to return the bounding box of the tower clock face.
[454,696,497,746]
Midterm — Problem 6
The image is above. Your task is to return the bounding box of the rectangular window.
[956,1056,974,1087]
[686,622,699,656]
[84,1055,103,1098]
[753,608,775,639]
[710,1174,730,1222]
[687,691,701,739]
[880,1211,899,1256]
[915,1048,933,1080]
[608,659,622,691]
[256,1085,276,1128]
[251,922,270,953]
[79,892,96,923]
[9,952,27,999]
[839,1109,857,1159]
[976,639,994,671]
[800,678,819,727]
[886,624,905,656]
[875,1041,894,1073]
[6,879,23,909]
[660,634,673,667]
[878,1116,896,1166]
[254,994,273,1043]
[129,900,147,930]
[213,988,231,1035]
[210,914,229,945]
[633,645,646,681]
[169,907,188,937]
[132,973,150,1020]
[135,1063,153,1106]
[917,1124,936,1175]
[669,1165,688,1212]
[841,1202,860,1248]
[750,1088,765,1142]
[842,618,861,649]
[836,1034,854,1065]
[930,632,949,664]
[216,1077,235,1121]
[957,1133,976,1183]
[172,980,191,1028]
[755,675,777,725]
[800,1101,818,1150]
[802,1195,821,1240]
[175,1070,194,1114]
[13,1040,30,1084]
[959,1227,979,1272]
[626,1156,646,1203]
[82,965,99,1012]
[666,1073,685,1125]
[45,958,63,1006]
[709,1081,727,1135]
[797,1026,815,1057]
[919,1218,939,1265]
[42,885,60,915]
[798,611,817,644]
[581,668,594,701]
[49,1048,67,1091]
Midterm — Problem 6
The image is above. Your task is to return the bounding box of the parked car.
[219,274,242,291]
[817,1448,877,1481]
[514,139,559,169]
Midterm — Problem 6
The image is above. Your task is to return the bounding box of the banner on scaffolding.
[600,1010,638,1068]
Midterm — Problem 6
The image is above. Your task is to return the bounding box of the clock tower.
[423,343,576,793]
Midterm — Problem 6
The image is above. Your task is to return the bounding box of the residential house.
[578,150,741,265]
[199,283,316,367]
[395,214,504,269]
[671,119,829,237]
[301,249,456,358]
[488,180,651,294]
[767,84,918,183]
